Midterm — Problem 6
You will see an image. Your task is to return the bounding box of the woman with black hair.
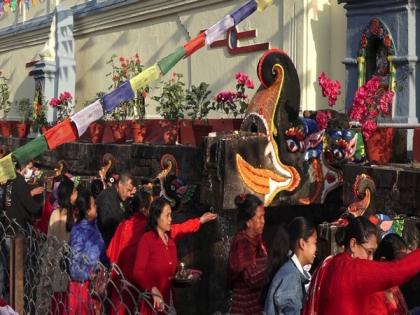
[132,197,217,314]
[264,217,317,315]
[303,216,420,315]
[228,194,267,315]
[47,176,78,314]
[68,187,107,314]
[368,233,411,315]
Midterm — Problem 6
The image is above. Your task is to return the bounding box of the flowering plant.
[49,91,73,122]
[213,72,255,118]
[316,111,332,130]
[153,72,186,121]
[0,72,12,119]
[318,72,341,107]
[17,98,32,122]
[349,76,394,140]
[106,53,148,122]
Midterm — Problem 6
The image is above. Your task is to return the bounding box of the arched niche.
[357,18,396,91]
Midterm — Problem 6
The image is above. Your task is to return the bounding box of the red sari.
[368,287,409,315]
[132,218,201,315]
[107,213,147,315]
[303,250,420,315]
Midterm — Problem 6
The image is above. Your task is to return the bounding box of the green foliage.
[185,82,213,121]
[17,98,32,122]
[0,75,12,119]
[153,73,186,121]
[106,53,148,122]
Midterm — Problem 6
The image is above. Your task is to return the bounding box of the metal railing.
[0,213,175,315]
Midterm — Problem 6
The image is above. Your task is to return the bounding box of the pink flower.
[362,119,377,140]
[316,111,332,130]
[318,72,341,107]
[215,90,236,103]
[245,78,254,89]
[235,72,249,85]
[49,97,60,108]
[59,91,73,103]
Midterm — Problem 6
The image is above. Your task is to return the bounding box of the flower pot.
[160,121,178,145]
[1,122,11,137]
[365,127,394,165]
[111,122,127,143]
[132,122,146,144]
[14,122,29,139]
[89,122,105,144]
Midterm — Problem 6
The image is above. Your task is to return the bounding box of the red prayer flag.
[184,32,206,57]
[43,119,78,150]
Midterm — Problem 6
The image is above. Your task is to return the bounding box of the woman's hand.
[151,286,164,312]
[199,212,218,224]
[30,186,44,196]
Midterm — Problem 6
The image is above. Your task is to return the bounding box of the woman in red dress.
[228,194,267,315]
[132,197,217,314]
[303,216,420,315]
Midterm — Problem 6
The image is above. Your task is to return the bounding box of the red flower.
[113,74,119,82]
[316,111,332,130]
[370,19,380,36]
[59,91,73,103]
[142,91,148,98]
[49,97,60,108]
[119,57,125,62]
[360,33,368,48]
[245,78,254,89]
[362,119,377,140]
[235,72,249,85]
[318,72,341,107]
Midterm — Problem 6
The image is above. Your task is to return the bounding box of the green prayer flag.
[157,47,186,75]
[12,136,48,166]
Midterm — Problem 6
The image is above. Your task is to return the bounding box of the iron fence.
[0,212,175,315]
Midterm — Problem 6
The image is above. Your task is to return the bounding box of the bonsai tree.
[185,82,213,122]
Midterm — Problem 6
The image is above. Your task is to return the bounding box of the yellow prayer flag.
[0,154,16,184]
[256,0,273,12]
[129,64,161,92]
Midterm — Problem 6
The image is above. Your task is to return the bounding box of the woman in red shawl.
[132,197,217,314]
[107,191,151,315]
[303,217,420,315]
[228,194,267,315]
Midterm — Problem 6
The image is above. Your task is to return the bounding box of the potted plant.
[212,72,255,131]
[32,86,49,135]
[15,98,32,138]
[106,53,149,143]
[153,73,186,144]
[183,82,213,146]
[49,91,74,122]
[0,73,12,137]
[349,75,394,164]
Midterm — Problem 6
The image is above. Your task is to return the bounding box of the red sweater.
[132,218,201,315]
[304,250,420,315]
[228,231,268,315]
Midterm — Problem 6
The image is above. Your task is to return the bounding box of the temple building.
[0,0,346,120]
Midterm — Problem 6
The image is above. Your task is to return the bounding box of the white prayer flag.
[70,99,104,137]
[205,15,235,45]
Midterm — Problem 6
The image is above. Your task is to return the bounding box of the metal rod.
[349,121,420,129]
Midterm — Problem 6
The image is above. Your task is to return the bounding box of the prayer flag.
[230,0,257,26]
[12,136,48,166]
[101,81,135,113]
[71,99,104,137]
[0,154,16,184]
[129,64,161,91]
[205,15,234,45]
[256,0,273,12]
[157,47,186,75]
[44,119,78,150]
[184,32,206,57]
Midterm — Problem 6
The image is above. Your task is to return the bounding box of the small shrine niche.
[357,18,396,91]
